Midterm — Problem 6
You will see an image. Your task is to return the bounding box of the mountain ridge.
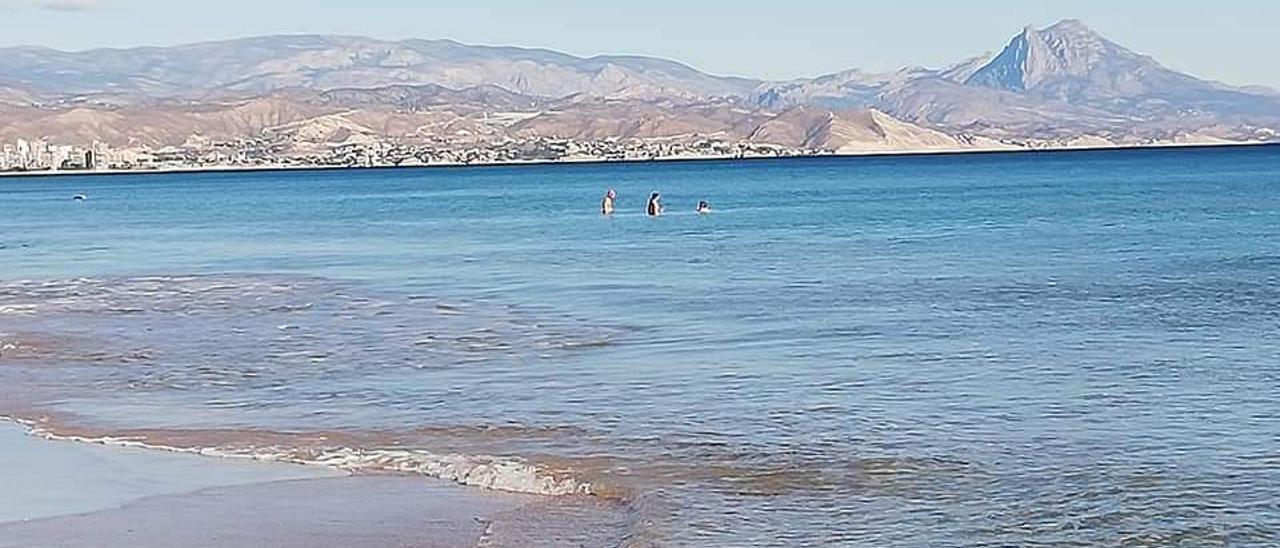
[1,19,1277,165]
[0,34,761,100]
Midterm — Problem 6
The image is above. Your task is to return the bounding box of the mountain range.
[1,19,1277,156]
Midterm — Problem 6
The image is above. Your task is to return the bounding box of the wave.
[0,274,634,498]
[3,417,594,497]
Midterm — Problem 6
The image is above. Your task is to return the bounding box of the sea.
[1,145,1278,546]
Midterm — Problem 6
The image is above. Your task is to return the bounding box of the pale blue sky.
[1,0,1276,88]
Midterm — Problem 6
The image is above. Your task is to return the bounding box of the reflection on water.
[2,147,1280,545]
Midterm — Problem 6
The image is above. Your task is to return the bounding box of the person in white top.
[601,189,617,215]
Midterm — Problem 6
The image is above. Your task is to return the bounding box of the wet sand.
[0,476,533,548]
[0,422,335,523]
[0,423,630,547]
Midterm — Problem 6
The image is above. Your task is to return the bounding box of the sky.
[1,0,1276,88]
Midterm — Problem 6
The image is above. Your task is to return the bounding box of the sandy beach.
[0,423,631,547]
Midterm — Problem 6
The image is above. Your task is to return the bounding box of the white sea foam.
[4,417,592,497]
[0,304,37,315]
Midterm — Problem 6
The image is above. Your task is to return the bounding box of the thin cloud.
[0,0,102,11]
[41,0,101,10]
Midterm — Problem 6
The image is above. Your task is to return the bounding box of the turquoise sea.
[1,146,1278,545]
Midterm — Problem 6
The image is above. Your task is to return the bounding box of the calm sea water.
[2,146,1279,546]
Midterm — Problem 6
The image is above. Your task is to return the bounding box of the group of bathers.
[601,189,711,216]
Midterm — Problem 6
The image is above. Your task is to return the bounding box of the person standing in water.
[646,192,664,217]
[601,189,617,215]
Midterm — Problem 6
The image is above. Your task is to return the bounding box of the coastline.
[0,419,332,524]
[0,140,1273,180]
[0,419,631,547]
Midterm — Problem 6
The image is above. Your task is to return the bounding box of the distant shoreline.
[1,141,1274,180]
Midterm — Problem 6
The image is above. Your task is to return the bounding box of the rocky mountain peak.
[964,19,1125,92]
[1039,18,1111,64]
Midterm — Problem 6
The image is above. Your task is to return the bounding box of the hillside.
[749,20,1280,144]
[0,36,757,100]
[0,20,1277,162]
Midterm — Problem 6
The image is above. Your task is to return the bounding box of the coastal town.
[0,135,827,174]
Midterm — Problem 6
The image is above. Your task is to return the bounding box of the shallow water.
[2,147,1279,545]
